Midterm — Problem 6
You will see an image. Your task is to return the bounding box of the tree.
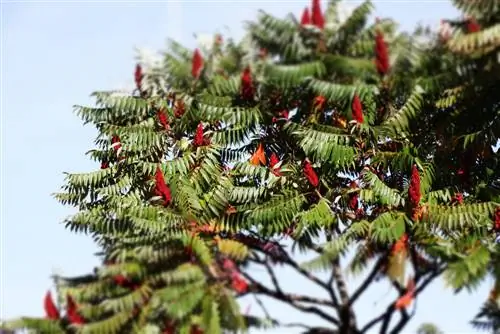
[4,0,499,333]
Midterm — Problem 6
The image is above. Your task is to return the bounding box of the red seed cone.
[466,17,481,33]
[269,153,280,168]
[191,48,204,79]
[494,207,500,231]
[374,30,390,76]
[351,94,364,123]
[155,166,172,205]
[157,109,169,130]
[66,295,84,325]
[303,160,319,187]
[111,135,121,152]
[269,152,282,176]
[240,66,255,100]
[193,123,205,147]
[44,291,60,320]
[134,64,143,90]
[300,7,311,26]
[311,0,324,29]
[408,165,421,208]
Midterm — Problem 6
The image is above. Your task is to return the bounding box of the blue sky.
[1,1,490,333]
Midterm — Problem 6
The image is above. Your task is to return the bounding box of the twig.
[240,270,340,326]
[349,257,384,306]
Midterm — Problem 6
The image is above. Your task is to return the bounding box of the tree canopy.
[2,0,500,333]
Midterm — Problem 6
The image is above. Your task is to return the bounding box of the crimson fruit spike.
[155,166,172,206]
[303,160,319,187]
[134,64,143,90]
[193,123,205,147]
[375,30,390,76]
[240,66,255,100]
[408,164,421,208]
[311,0,324,29]
[66,295,84,324]
[191,48,204,79]
[44,291,60,320]
[352,94,364,123]
[300,7,311,26]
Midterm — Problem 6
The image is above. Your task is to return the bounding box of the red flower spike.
[374,30,390,76]
[174,100,185,118]
[100,161,109,169]
[351,95,364,123]
[300,7,311,26]
[231,273,249,294]
[134,64,143,90]
[157,109,169,130]
[113,275,129,286]
[494,207,500,231]
[193,123,205,147]
[191,48,204,79]
[240,66,255,100]
[466,17,481,33]
[44,291,60,320]
[313,95,326,110]
[66,295,84,325]
[408,165,421,208]
[303,160,319,187]
[269,153,280,168]
[348,193,359,210]
[311,0,324,29]
[452,192,464,205]
[155,166,172,206]
[111,135,121,152]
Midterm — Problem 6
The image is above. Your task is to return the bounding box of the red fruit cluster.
[452,192,464,205]
[157,109,169,130]
[494,207,500,231]
[191,48,204,79]
[351,94,364,123]
[303,160,319,187]
[111,135,121,152]
[240,66,255,100]
[269,152,282,176]
[313,95,326,111]
[193,123,210,147]
[374,30,390,76]
[155,166,172,206]
[466,17,481,33]
[44,291,84,324]
[408,165,421,208]
[300,8,311,26]
[44,291,60,320]
[222,258,248,294]
[311,0,324,29]
[272,109,289,123]
[134,64,143,91]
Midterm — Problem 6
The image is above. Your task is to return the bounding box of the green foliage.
[9,0,500,333]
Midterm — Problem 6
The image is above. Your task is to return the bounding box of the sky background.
[1,0,490,333]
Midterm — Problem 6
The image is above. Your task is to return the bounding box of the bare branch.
[349,257,384,306]
[240,270,340,326]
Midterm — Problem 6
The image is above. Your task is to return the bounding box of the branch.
[349,257,384,306]
[240,270,340,326]
[360,265,446,334]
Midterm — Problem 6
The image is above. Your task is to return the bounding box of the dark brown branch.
[348,257,384,306]
[360,265,446,334]
[241,270,340,326]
